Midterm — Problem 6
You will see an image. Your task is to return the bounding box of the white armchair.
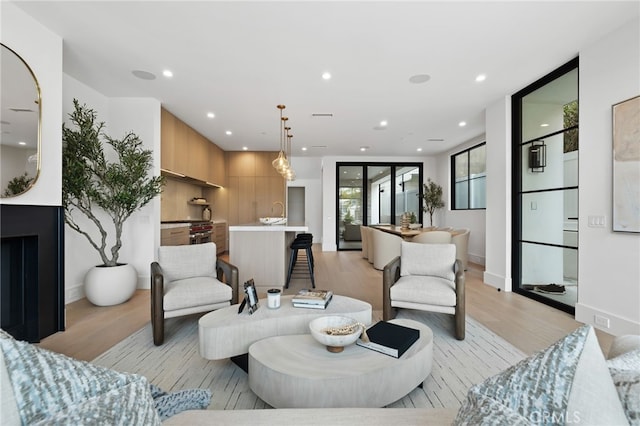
[371,228,403,270]
[360,225,369,259]
[411,230,452,244]
[383,241,465,340]
[151,243,238,345]
[451,228,470,270]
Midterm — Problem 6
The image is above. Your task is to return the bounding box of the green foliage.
[3,172,34,196]
[563,100,579,153]
[62,99,164,266]
[343,209,354,224]
[421,178,445,227]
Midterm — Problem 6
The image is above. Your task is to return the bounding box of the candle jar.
[267,288,281,309]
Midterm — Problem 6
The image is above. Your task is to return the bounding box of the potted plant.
[420,178,445,227]
[3,172,34,196]
[62,99,164,306]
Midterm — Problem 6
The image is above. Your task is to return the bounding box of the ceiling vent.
[9,108,35,113]
[311,113,333,118]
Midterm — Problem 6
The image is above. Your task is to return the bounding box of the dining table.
[370,224,460,240]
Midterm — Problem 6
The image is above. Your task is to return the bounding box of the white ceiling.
[12,1,639,157]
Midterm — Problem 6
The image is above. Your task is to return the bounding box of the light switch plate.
[587,215,606,227]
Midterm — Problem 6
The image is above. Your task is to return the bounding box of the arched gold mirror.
[0,43,41,197]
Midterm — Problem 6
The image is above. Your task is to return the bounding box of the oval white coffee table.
[248,318,433,408]
[199,294,372,360]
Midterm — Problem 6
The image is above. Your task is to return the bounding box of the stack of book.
[356,321,420,358]
[291,289,333,309]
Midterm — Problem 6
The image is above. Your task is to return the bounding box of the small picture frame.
[244,279,259,314]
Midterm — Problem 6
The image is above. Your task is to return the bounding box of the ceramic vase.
[84,263,137,306]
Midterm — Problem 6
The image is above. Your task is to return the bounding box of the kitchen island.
[229,223,308,300]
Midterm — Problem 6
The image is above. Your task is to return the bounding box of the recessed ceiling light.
[380,120,388,127]
[360,146,368,152]
[475,74,486,82]
[458,121,467,127]
[225,131,232,135]
[132,70,156,80]
[301,147,307,151]
[242,146,248,151]
[207,112,215,119]
[417,148,423,152]
[322,72,331,80]
[18,141,26,146]
[409,74,431,84]
[162,69,173,78]
[540,123,549,127]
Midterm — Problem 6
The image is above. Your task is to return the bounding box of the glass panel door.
[368,166,391,224]
[513,60,578,314]
[337,165,364,250]
[336,162,423,250]
[395,167,421,224]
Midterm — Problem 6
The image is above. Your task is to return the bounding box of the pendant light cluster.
[272,104,296,181]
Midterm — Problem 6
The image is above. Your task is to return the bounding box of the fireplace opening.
[0,204,65,342]
[1,236,39,342]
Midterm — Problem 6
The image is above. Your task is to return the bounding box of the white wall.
[484,96,512,291]
[63,75,161,302]
[0,2,62,207]
[576,18,640,335]
[321,155,436,251]
[286,156,323,242]
[437,134,487,266]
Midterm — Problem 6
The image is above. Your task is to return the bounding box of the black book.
[356,321,420,358]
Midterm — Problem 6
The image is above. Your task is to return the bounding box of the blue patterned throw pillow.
[454,325,628,425]
[0,329,160,425]
[150,383,212,420]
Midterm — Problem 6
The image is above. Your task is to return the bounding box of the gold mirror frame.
[0,43,42,198]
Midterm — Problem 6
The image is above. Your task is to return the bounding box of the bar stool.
[286,233,315,288]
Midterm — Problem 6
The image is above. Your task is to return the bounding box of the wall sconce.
[529,140,546,172]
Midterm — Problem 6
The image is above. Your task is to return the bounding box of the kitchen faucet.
[272,201,285,218]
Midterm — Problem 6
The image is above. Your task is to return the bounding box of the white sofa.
[1,327,638,425]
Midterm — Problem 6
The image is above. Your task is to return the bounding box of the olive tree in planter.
[63,99,164,306]
[421,178,445,227]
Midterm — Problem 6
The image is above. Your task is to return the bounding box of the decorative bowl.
[259,217,287,225]
[309,316,363,353]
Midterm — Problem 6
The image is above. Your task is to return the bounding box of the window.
[451,143,486,210]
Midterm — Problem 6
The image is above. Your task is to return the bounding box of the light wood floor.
[39,246,613,361]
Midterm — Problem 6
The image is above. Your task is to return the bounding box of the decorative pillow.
[608,348,640,425]
[609,368,640,425]
[0,329,160,425]
[454,325,628,425]
[400,241,455,281]
[158,242,217,282]
[150,383,212,421]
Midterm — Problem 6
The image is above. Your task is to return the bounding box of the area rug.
[92,310,526,411]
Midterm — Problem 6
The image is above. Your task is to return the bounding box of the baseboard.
[468,253,485,267]
[575,303,640,336]
[137,275,150,290]
[65,284,85,304]
[483,271,511,292]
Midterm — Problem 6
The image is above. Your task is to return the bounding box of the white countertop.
[229,223,308,232]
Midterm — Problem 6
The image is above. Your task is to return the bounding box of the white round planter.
[84,263,137,306]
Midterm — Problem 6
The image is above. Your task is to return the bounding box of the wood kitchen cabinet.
[172,118,189,176]
[212,222,227,254]
[160,109,176,171]
[208,142,226,186]
[226,151,284,225]
[160,107,225,187]
[160,226,190,246]
[188,128,208,182]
